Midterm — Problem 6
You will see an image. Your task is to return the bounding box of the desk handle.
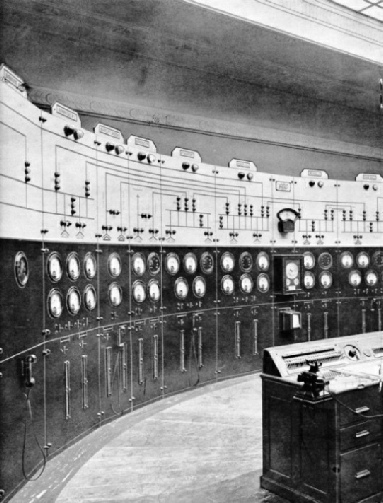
[354,406,370,414]
[355,429,370,438]
[355,469,370,480]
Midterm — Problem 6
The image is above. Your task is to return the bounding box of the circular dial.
[108,253,121,277]
[340,251,353,269]
[109,283,122,306]
[132,281,146,303]
[67,252,80,281]
[14,251,29,287]
[373,252,383,268]
[221,275,234,295]
[148,252,161,275]
[148,279,160,302]
[221,252,235,272]
[319,271,332,288]
[48,289,63,318]
[67,287,81,315]
[257,273,270,293]
[318,252,333,270]
[84,285,97,311]
[132,253,146,276]
[358,252,370,268]
[47,252,63,282]
[257,252,269,271]
[240,273,253,294]
[175,277,188,299]
[239,252,253,272]
[304,271,315,289]
[193,276,206,298]
[166,253,180,275]
[303,252,315,270]
[286,261,299,279]
[184,253,197,274]
[200,252,214,274]
[366,270,378,286]
[349,270,361,287]
[84,252,96,279]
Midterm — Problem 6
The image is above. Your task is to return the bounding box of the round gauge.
[14,251,29,288]
[304,271,315,289]
[67,287,81,315]
[319,271,332,288]
[221,275,234,295]
[200,252,214,274]
[148,252,161,275]
[175,277,188,299]
[349,270,361,287]
[257,273,270,293]
[184,253,197,274]
[239,252,253,272]
[366,270,378,286]
[67,252,80,281]
[132,280,146,303]
[286,261,299,279]
[47,252,63,282]
[193,276,206,298]
[373,251,383,268]
[357,252,370,268]
[47,289,63,318]
[109,283,122,306]
[166,253,180,275]
[148,279,160,302]
[221,252,235,272]
[108,253,121,277]
[240,273,253,294]
[132,253,146,276]
[340,251,353,269]
[318,252,333,270]
[84,285,97,311]
[84,252,96,279]
[257,252,269,271]
[303,252,315,270]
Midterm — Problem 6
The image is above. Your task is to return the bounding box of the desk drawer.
[340,420,381,452]
[338,386,382,426]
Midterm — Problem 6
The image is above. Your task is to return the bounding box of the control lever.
[23,355,37,388]
[295,361,325,400]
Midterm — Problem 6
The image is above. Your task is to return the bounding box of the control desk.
[261,332,383,503]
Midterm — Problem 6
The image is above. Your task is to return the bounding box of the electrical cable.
[22,388,46,481]
[327,387,383,420]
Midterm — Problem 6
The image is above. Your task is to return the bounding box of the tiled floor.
[11,374,288,503]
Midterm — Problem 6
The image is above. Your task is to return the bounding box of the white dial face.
[48,253,63,282]
[193,276,206,298]
[48,290,63,318]
[175,277,188,299]
[366,270,378,286]
[357,252,369,268]
[132,253,146,276]
[240,274,253,294]
[84,253,96,279]
[303,252,315,270]
[184,253,197,274]
[349,270,361,287]
[257,253,269,271]
[109,283,122,306]
[320,271,332,288]
[340,252,353,269]
[67,287,81,315]
[108,253,121,277]
[67,253,80,281]
[257,274,269,293]
[166,253,180,275]
[221,252,234,272]
[148,280,160,302]
[286,261,299,279]
[84,285,96,311]
[222,275,234,295]
[304,271,315,289]
[133,281,146,303]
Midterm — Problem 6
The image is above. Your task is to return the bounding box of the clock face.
[200,252,214,274]
[148,252,161,275]
[318,252,332,270]
[286,261,299,279]
[239,252,253,272]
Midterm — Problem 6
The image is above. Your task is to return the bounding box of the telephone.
[23,355,37,387]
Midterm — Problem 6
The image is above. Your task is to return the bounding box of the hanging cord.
[190,329,200,387]
[22,388,46,481]
[110,352,122,415]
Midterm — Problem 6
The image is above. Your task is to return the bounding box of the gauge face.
[108,253,121,277]
[318,252,332,270]
[221,252,235,272]
[166,253,180,275]
[240,273,253,294]
[175,277,188,299]
[357,252,370,268]
[67,287,81,315]
[47,289,63,318]
[304,271,315,289]
[319,271,332,288]
[257,252,269,271]
[366,270,378,286]
[84,285,96,311]
[148,252,161,275]
[303,252,315,270]
[184,253,197,274]
[193,276,206,298]
[132,253,146,276]
[349,270,361,287]
[373,252,383,268]
[257,273,270,293]
[109,283,122,306]
[286,261,299,279]
[221,275,234,295]
[132,280,146,303]
[67,252,80,281]
[148,279,160,302]
[239,252,253,272]
[340,252,353,269]
[47,252,63,282]
[84,252,96,279]
[15,251,29,287]
[200,252,214,274]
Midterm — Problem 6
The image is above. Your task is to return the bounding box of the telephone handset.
[24,355,37,387]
